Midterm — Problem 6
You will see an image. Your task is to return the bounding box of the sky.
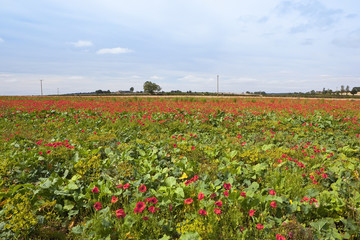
[1,0,360,95]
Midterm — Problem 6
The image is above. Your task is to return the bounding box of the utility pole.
[217,75,219,96]
[40,80,43,96]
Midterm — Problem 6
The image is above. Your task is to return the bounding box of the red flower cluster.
[134,201,146,213]
[116,209,126,218]
[184,175,199,186]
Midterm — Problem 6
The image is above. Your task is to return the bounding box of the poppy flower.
[93,202,102,211]
[276,234,286,240]
[270,201,277,208]
[116,184,123,189]
[322,173,328,179]
[142,216,149,220]
[111,196,118,203]
[269,189,276,195]
[215,201,223,207]
[241,192,246,197]
[184,198,193,204]
[214,208,221,215]
[249,209,256,216]
[210,193,217,199]
[223,183,231,190]
[116,209,126,218]
[91,186,99,193]
[123,183,130,189]
[139,184,147,192]
[134,201,146,213]
[199,209,207,215]
[198,192,205,201]
[148,206,156,213]
[224,191,229,197]
[256,224,264,230]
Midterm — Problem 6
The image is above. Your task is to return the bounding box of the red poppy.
[224,191,229,197]
[134,201,146,213]
[256,224,264,229]
[223,183,231,190]
[241,192,246,197]
[111,196,118,203]
[116,184,123,189]
[91,186,99,193]
[269,189,276,195]
[270,201,277,208]
[215,201,223,207]
[139,184,147,192]
[184,198,193,204]
[303,197,309,202]
[214,208,221,215]
[199,209,207,215]
[148,206,156,213]
[210,193,217,199]
[198,192,205,201]
[142,216,149,220]
[123,183,130,189]
[93,202,102,211]
[322,173,328,179]
[276,234,286,240]
[116,209,126,218]
[249,209,256,216]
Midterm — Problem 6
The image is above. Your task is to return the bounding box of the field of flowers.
[0,96,360,239]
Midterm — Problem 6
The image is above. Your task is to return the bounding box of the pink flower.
[116,209,126,218]
[134,201,146,213]
[111,196,118,203]
[198,192,205,201]
[215,201,223,207]
[276,234,286,240]
[93,202,102,211]
[184,198,193,204]
[214,208,221,215]
[123,183,130,189]
[256,224,264,230]
[270,201,277,208]
[249,209,256,216]
[139,184,147,193]
[224,190,229,197]
[148,206,156,213]
[223,183,231,190]
[116,184,123,189]
[241,192,246,198]
[91,186,99,193]
[269,189,276,195]
[322,173,328,179]
[199,209,207,215]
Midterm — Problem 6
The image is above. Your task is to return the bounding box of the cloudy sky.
[1,0,360,95]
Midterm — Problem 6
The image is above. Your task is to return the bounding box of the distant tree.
[351,88,358,96]
[322,88,326,94]
[346,85,350,95]
[130,87,134,92]
[310,90,316,95]
[143,81,161,94]
[95,89,103,94]
[341,85,345,94]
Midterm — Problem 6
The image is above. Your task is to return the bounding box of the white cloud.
[70,40,93,47]
[150,75,163,80]
[96,47,133,54]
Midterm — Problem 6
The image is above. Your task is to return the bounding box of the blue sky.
[1,0,360,95]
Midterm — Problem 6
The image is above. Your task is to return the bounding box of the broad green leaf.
[165,177,176,187]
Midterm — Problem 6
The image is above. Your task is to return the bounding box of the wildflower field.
[0,96,360,239]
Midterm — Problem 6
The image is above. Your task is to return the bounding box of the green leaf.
[175,187,184,198]
[64,200,75,210]
[179,231,201,240]
[159,235,171,240]
[39,179,52,189]
[165,177,176,187]
[67,181,79,190]
[124,215,136,228]
[71,225,83,234]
